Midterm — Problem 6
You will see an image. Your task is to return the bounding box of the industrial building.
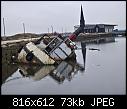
[74,24,117,33]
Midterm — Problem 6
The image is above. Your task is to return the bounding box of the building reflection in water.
[2,42,86,84]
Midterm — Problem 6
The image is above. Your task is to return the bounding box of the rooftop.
[74,24,117,29]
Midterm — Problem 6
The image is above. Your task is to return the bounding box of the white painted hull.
[18,42,55,64]
[18,37,76,64]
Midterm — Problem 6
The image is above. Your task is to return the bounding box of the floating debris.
[89,48,100,51]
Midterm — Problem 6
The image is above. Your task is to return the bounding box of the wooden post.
[48,28,49,33]
[3,18,6,37]
[65,28,66,33]
[81,42,86,68]
[23,23,25,35]
[51,25,53,35]
[62,27,63,34]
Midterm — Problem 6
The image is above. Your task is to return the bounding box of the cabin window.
[45,37,62,53]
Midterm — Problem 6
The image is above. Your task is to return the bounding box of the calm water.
[1,37,126,95]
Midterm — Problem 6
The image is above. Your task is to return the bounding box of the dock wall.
[75,33,115,43]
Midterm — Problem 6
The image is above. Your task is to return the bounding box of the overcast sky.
[1,1,126,36]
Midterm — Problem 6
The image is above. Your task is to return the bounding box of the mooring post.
[22,22,27,40]
[23,23,25,35]
[48,28,49,33]
[81,42,86,68]
[51,25,53,36]
[3,18,6,37]
[62,27,63,35]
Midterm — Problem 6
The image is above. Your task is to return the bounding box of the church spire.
[80,5,85,29]
[69,5,85,41]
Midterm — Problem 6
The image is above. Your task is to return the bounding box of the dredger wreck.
[18,5,85,65]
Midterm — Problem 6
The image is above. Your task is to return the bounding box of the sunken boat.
[17,5,85,65]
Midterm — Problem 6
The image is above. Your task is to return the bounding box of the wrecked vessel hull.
[18,35,77,65]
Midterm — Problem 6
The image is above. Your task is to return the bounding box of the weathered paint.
[26,42,55,64]
[32,66,55,80]
[18,49,28,63]
[50,42,72,60]
[53,61,72,76]
[50,61,73,82]
[18,48,42,64]
[36,41,46,50]
[19,65,55,81]
[18,42,55,64]
[17,33,78,64]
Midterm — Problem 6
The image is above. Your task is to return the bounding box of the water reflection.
[2,38,126,95]
[49,60,85,84]
[18,64,55,81]
[2,63,18,83]
[3,60,85,84]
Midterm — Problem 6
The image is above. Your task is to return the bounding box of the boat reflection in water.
[49,60,85,84]
[2,42,86,85]
[3,42,86,85]
[18,64,55,81]
[17,59,85,84]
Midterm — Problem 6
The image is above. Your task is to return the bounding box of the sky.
[1,1,126,36]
